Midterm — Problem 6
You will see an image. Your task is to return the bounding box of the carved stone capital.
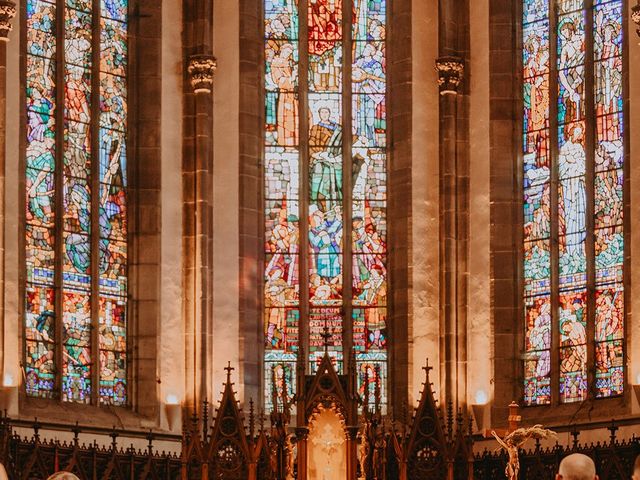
[188,54,217,94]
[436,56,465,96]
[0,0,16,41]
[632,3,640,43]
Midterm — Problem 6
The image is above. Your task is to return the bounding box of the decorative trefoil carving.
[188,54,217,94]
[632,2,640,42]
[436,56,465,96]
[0,0,16,41]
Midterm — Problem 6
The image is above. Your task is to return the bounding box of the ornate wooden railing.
[0,414,182,479]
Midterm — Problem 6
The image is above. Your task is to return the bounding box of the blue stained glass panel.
[523,0,548,24]
[101,0,128,22]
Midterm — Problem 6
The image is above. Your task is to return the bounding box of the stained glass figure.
[264,0,388,411]
[25,0,128,405]
[522,0,624,406]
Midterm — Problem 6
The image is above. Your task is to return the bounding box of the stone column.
[0,0,16,384]
[184,53,216,412]
[437,0,470,410]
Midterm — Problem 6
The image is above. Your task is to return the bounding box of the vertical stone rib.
[183,0,216,412]
[437,0,470,409]
[0,0,15,384]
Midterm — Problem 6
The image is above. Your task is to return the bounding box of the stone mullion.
[584,0,596,400]
[0,0,16,385]
[53,0,66,400]
[299,0,310,373]
[89,0,102,405]
[549,0,561,406]
[342,0,354,372]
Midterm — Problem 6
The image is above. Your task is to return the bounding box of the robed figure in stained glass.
[308,204,342,280]
[271,43,299,146]
[353,43,386,145]
[523,32,549,159]
[309,107,343,209]
[558,17,585,125]
[559,123,587,260]
[594,10,622,141]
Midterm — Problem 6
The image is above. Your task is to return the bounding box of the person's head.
[560,20,577,40]
[318,107,331,123]
[556,454,599,480]
[48,474,81,480]
[633,454,640,480]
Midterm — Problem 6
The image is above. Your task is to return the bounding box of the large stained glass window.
[264,0,387,411]
[25,0,128,405]
[523,0,625,405]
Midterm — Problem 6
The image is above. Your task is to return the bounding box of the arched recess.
[489,0,635,426]
[12,0,165,425]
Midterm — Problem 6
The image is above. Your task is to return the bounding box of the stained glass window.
[523,0,624,405]
[264,0,387,411]
[25,0,128,406]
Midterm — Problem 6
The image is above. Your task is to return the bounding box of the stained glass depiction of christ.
[263,0,388,411]
[522,0,625,406]
[24,0,129,406]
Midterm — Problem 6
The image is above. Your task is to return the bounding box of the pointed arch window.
[263,0,388,411]
[24,0,129,405]
[522,0,625,405]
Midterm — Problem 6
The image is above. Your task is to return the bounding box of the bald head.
[556,454,598,480]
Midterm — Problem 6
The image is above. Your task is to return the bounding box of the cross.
[225,361,235,383]
[321,325,332,355]
[423,359,433,379]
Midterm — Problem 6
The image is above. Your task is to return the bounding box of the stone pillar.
[183,0,216,413]
[437,0,470,410]
[0,0,16,384]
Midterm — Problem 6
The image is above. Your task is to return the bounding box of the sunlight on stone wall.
[468,0,492,420]
[160,0,186,429]
[212,0,241,400]
[411,0,441,405]
[4,0,21,416]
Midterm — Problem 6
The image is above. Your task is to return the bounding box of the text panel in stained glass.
[522,0,624,405]
[24,0,129,404]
